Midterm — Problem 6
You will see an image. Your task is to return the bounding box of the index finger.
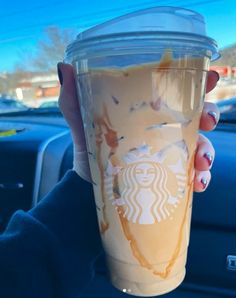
[206,70,220,93]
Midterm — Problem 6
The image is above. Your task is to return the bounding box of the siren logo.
[104,143,188,224]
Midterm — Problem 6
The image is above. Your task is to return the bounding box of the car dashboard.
[0,115,73,232]
[0,114,235,297]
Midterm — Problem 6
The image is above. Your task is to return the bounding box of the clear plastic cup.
[65,6,219,297]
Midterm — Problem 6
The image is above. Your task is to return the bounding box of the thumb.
[57,62,92,182]
[57,62,86,151]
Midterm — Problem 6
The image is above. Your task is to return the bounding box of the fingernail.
[201,178,208,190]
[212,70,220,82]
[203,152,213,167]
[208,111,217,126]
[57,63,63,85]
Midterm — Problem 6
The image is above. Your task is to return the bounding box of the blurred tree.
[0,27,75,97]
[15,26,75,73]
[31,26,75,72]
[0,72,27,97]
[212,43,236,66]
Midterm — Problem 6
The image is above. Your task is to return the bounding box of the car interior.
[0,105,235,298]
[0,1,236,297]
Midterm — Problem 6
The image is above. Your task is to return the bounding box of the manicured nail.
[203,152,213,167]
[208,111,217,126]
[57,63,63,85]
[201,178,208,189]
[211,70,220,82]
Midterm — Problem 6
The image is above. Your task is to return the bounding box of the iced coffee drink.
[76,53,208,296]
[65,6,219,297]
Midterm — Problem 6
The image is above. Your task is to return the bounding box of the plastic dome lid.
[66,6,219,61]
[78,6,207,40]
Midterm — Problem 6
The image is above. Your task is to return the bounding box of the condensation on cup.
[65,6,219,297]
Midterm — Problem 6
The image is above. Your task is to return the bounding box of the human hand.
[57,62,220,192]
[57,62,92,183]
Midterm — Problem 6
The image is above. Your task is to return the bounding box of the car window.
[0,0,236,117]
[0,2,236,298]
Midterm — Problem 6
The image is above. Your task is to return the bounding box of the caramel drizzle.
[114,153,195,279]
[94,70,193,278]
[157,50,173,69]
[96,127,109,233]
[95,102,194,277]
[152,153,195,278]
[95,104,119,234]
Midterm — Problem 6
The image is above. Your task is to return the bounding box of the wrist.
[73,148,92,183]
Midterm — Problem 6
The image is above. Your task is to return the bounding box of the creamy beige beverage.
[65,6,219,297]
[75,54,208,296]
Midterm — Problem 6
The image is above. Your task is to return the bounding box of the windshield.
[0,1,236,121]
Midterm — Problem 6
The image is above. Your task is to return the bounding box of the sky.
[1,0,236,72]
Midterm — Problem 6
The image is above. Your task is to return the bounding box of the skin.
[57,62,220,193]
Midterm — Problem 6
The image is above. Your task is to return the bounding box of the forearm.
[0,171,101,298]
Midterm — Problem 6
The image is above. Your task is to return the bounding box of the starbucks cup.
[65,6,219,297]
